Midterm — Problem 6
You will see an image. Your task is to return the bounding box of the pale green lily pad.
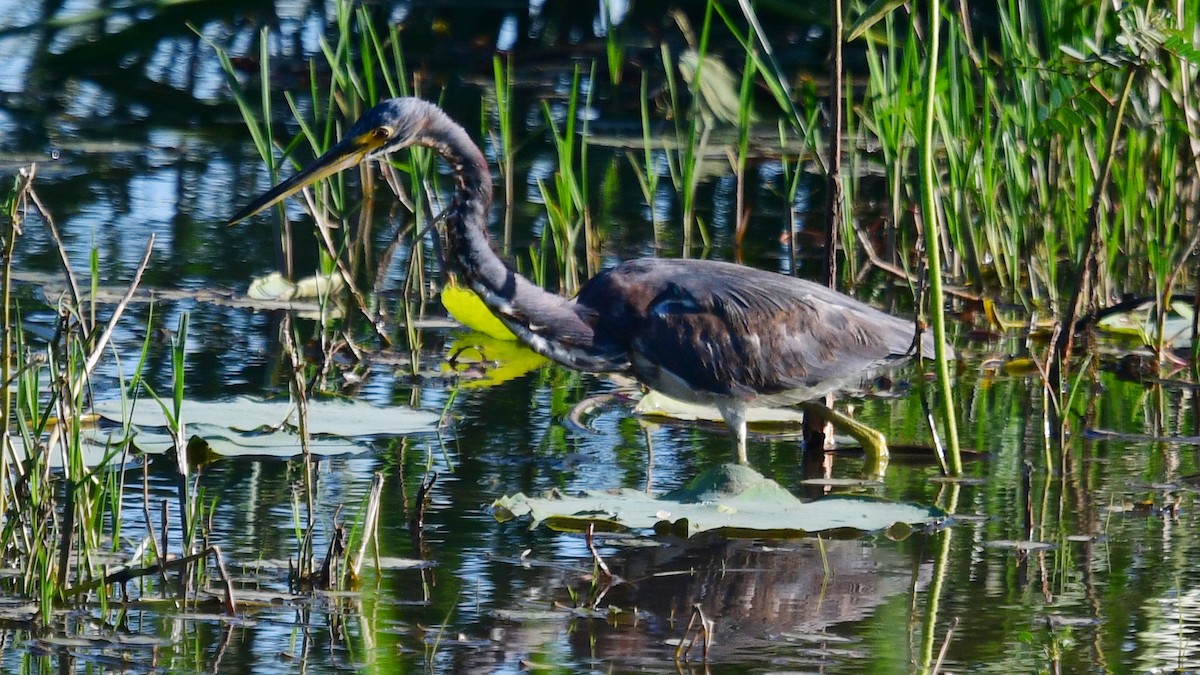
[7,427,148,469]
[248,271,344,301]
[635,390,805,424]
[12,421,373,469]
[494,464,944,538]
[1097,300,1195,348]
[92,397,439,437]
[129,423,371,459]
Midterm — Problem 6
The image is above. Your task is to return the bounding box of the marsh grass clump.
[0,167,239,618]
[846,0,1200,455]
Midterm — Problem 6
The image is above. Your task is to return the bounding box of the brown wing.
[578,258,930,400]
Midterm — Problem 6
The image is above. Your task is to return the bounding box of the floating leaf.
[247,272,296,301]
[635,390,805,424]
[494,464,944,537]
[8,427,148,469]
[1097,300,1195,348]
[248,271,344,301]
[678,51,756,126]
[442,283,516,340]
[292,272,344,299]
[189,424,371,459]
[986,540,1055,551]
[92,397,439,437]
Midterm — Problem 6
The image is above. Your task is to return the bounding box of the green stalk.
[492,55,515,253]
[824,0,843,288]
[919,485,958,674]
[0,172,20,516]
[1048,69,1136,405]
[919,0,961,474]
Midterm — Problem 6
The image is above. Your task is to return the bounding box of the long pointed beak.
[225,130,388,225]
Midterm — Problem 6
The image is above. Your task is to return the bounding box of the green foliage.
[856,0,1198,314]
[537,64,592,295]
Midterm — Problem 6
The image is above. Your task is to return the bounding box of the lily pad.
[635,390,806,424]
[7,427,148,469]
[248,271,344,301]
[129,424,372,459]
[1097,299,1195,348]
[92,397,439,437]
[494,464,944,538]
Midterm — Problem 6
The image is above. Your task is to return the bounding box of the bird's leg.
[716,403,750,465]
[798,401,889,479]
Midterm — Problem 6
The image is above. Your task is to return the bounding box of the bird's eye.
[373,127,391,140]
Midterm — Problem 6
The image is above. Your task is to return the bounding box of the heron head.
[226,97,435,225]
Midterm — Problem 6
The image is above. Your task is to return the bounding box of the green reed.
[917,0,961,472]
[861,12,918,267]
[660,2,720,254]
[627,71,664,249]
[537,64,591,295]
[489,54,516,253]
[850,0,1200,459]
[0,167,194,614]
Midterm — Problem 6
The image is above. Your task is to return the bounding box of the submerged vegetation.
[0,0,1199,671]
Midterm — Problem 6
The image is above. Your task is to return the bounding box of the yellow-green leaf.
[441,284,516,340]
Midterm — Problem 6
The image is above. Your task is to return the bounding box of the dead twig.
[23,165,83,324]
[931,616,959,674]
[63,545,238,616]
[410,471,438,538]
[674,603,713,665]
[854,225,980,303]
[349,473,386,582]
[585,523,613,581]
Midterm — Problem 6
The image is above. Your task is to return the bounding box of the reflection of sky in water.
[497,14,519,52]
[0,48,29,94]
[0,1,35,94]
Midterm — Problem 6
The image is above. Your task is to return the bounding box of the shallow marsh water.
[2,1,1200,673]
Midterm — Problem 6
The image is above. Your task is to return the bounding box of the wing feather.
[577,258,934,403]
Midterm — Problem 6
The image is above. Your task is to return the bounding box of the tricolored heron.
[227,97,942,472]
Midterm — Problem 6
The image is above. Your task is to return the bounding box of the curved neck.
[416,107,625,372]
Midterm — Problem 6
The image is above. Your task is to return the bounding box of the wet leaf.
[247,271,344,301]
[986,540,1055,551]
[92,397,439,437]
[8,428,146,469]
[292,273,344,299]
[441,283,516,340]
[120,425,372,460]
[492,608,570,623]
[983,298,1055,331]
[678,51,756,126]
[0,602,38,622]
[1097,300,1195,348]
[247,272,295,300]
[1001,357,1041,376]
[635,390,805,424]
[197,426,367,458]
[494,464,944,537]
